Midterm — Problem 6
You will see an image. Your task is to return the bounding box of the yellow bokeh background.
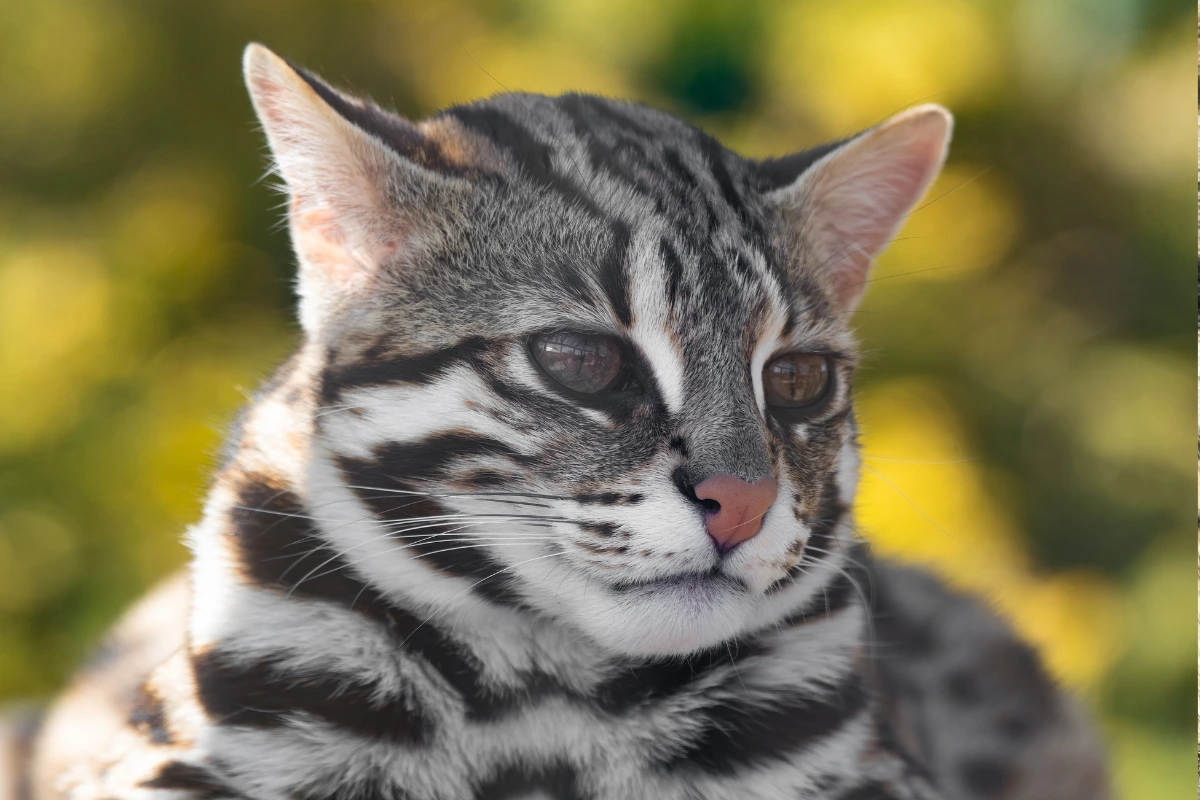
[0,1,1192,796]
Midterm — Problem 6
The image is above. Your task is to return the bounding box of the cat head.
[243,44,951,656]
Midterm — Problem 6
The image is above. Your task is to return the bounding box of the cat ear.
[764,104,952,313]
[243,44,473,331]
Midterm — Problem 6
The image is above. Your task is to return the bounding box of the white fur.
[628,226,687,414]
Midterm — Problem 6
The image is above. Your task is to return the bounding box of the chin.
[573,574,761,657]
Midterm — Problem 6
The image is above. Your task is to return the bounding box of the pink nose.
[694,474,778,552]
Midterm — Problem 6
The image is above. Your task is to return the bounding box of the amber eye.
[531,331,626,395]
[763,354,832,408]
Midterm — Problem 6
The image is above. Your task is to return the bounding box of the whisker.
[297,539,552,592]
[860,463,958,543]
[343,484,575,502]
[861,454,978,465]
[908,166,992,216]
[286,521,552,596]
[382,520,552,550]
[335,491,554,511]
[313,404,364,419]
[398,551,567,650]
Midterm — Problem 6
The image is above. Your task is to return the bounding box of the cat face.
[243,45,951,656]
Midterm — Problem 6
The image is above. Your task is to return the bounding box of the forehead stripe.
[447,105,607,221]
[659,237,685,309]
[599,222,633,327]
[629,231,686,415]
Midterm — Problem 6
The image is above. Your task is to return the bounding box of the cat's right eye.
[530,331,627,395]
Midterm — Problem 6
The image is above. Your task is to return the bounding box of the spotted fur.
[11,44,1108,800]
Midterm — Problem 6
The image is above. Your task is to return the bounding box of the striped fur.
[18,44,1108,800]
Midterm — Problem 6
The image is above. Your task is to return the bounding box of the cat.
[5,44,1110,800]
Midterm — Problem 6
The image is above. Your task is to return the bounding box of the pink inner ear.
[810,219,876,310]
[292,204,404,292]
[799,108,951,312]
[293,207,365,288]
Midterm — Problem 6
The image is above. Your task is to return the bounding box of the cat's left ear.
[763,105,952,313]
[243,44,479,332]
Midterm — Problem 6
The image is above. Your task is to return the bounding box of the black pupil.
[535,332,621,394]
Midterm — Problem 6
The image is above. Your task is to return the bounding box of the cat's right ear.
[243,44,476,332]
[762,105,952,314]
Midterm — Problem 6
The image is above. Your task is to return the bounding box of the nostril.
[673,467,702,504]
[674,467,723,513]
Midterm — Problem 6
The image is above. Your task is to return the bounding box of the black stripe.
[805,476,849,564]
[128,684,172,745]
[766,474,848,595]
[652,672,868,774]
[473,761,585,800]
[477,364,595,426]
[660,147,700,191]
[696,133,773,246]
[555,96,672,219]
[229,477,844,737]
[754,139,849,192]
[775,568,859,628]
[836,782,901,800]
[399,625,490,718]
[453,469,516,489]
[193,649,433,745]
[141,762,243,800]
[598,222,633,326]
[661,147,718,234]
[336,438,528,606]
[380,603,535,722]
[230,479,394,615]
[358,431,525,482]
[550,259,598,307]
[320,337,488,404]
[289,62,470,177]
[446,105,604,219]
[229,476,506,715]
[594,640,763,715]
[781,308,798,337]
[560,93,655,138]
[572,491,644,506]
[696,134,746,219]
[659,237,685,310]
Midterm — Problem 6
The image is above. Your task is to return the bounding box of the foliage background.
[0,0,1193,795]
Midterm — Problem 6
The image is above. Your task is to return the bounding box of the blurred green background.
[0,0,1193,795]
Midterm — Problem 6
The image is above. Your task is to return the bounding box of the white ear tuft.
[770,104,953,312]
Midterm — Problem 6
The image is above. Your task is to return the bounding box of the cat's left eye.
[763,353,832,410]
[530,331,628,395]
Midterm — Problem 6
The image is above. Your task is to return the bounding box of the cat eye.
[531,331,628,395]
[763,354,832,410]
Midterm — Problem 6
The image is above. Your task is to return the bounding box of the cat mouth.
[607,569,748,595]
[574,567,762,655]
